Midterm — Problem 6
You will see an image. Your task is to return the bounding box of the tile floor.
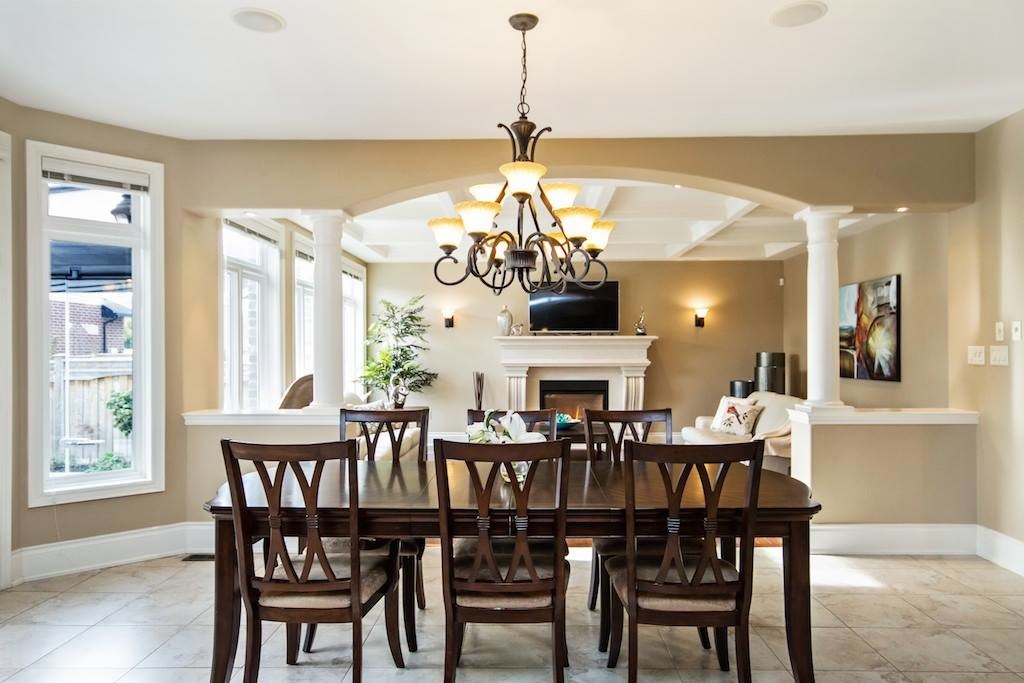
[1,548,1024,681]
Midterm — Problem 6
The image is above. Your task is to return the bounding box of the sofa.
[680,391,801,473]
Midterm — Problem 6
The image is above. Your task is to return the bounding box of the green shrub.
[107,390,133,437]
[86,452,131,472]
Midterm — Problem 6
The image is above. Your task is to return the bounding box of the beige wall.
[782,212,951,407]
[367,261,785,432]
[948,108,1024,544]
[0,94,979,549]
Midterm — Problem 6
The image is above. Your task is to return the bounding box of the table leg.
[783,521,815,682]
[211,518,241,683]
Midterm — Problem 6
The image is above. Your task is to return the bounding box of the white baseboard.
[809,523,978,555]
[977,525,1024,576]
[11,521,1024,585]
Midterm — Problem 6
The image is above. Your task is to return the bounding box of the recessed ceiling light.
[243,210,257,217]
[896,206,909,213]
[673,184,683,189]
[770,1,828,28]
[232,7,286,33]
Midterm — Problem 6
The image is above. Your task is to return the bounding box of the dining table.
[204,457,822,682]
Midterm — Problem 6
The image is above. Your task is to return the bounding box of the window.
[27,142,164,507]
[221,221,281,409]
[291,236,366,395]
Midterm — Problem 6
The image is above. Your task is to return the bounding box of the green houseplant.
[360,295,438,407]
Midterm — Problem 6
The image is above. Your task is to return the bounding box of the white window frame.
[292,234,316,380]
[342,258,367,395]
[0,131,14,585]
[26,141,165,507]
[219,219,282,409]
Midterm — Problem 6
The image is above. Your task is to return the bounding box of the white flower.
[500,412,529,443]
[466,411,532,444]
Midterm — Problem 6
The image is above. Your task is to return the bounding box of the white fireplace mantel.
[494,335,657,411]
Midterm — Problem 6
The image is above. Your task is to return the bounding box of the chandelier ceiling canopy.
[429,13,613,295]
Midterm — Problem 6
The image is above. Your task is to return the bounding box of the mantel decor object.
[497,304,513,336]
[634,308,647,335]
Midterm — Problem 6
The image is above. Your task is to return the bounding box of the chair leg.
[385,584,405,668]
[698,626,711,649]
[551,620,565,683]
[627,618,639,683]
[351,617,363,683]
[443,621,459,683]
[714,626,730,672]
[285,623,300,665]
[302,623,317,653]
[598,558,611,652]
[454,622,466,666]
[606,588,624,668]
[416,556,427,609]
[559,601,569,668]
[401,555,419,652]
[587,546,600,610]
[735,618,752,683]
[242,617,262,683]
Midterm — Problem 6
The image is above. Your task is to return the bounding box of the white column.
[305,211,347,410]
[506,366,529,412]
[622,367,647,411]
[796,206,852,408]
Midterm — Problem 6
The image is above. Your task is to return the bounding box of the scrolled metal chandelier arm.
[428,13,612,295]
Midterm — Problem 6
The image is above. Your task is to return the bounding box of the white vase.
[497,305,513,336]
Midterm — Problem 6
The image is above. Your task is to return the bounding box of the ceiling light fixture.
[428,13,613,294]
[895,206,909,213]
[232,7,286,32]
[769,1,828,28]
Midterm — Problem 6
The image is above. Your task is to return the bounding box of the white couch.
[681,391,800,473]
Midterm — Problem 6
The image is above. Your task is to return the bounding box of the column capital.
[302,209,349,221]
[794,205,853,221]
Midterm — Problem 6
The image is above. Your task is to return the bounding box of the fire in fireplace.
[539,380,610,420]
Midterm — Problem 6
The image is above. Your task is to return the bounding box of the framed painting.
[839,274,900,381]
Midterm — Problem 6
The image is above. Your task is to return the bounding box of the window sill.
[28,476,165,508]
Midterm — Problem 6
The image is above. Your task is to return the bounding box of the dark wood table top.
[204,459,820,523]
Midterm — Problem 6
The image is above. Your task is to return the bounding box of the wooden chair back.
[341,408,429,463]
[622,440,764,611]
[433,438,571,601]
[583,408,673,461]
[220,440,365,611]
[466,409,557,440]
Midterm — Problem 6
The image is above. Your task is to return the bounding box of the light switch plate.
[1013,321,1022,341]
[991,345,1009,366]
[968,346,986,365]
[996,321,1005,341]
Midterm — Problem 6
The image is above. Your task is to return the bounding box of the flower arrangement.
[466,411,545,483]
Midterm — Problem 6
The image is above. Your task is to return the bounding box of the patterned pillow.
[709,396,758,432]
[712,402,764,436]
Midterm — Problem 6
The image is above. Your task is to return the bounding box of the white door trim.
[0,130,14,589]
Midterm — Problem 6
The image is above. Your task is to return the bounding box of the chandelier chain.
[518,29,530,117]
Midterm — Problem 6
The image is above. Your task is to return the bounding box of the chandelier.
[428,13,614,294]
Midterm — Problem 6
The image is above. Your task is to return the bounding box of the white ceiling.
[2,0,1023,139]
[253,179,889,263]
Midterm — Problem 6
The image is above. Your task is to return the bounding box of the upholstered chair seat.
[260,554,391,609]
[604,555,738,612]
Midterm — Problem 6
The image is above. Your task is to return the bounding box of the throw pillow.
[709,396,758,432]
[712,403,764,436]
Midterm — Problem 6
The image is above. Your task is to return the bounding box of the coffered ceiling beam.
[670,198,759,258]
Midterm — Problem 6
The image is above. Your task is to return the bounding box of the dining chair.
[606,439,765,683]
[305,407,430,654]
[466,408,557,440]
[582,408,715,655]
[220,439,404,683]
[434,437,572,683]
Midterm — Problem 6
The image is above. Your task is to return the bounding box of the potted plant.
[361,295,438,408]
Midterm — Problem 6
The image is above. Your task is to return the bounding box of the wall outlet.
[1013,321,1022,341]
[996,321,1005,341]
[968,346,986,366]
[991,345,1009,366]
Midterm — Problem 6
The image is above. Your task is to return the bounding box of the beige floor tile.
[7,571,99,593]
[902,674,1024,682]
[362,619,446,668]
[747,593,844,628]
[0,624,88,669]
[99,588,213,626]
[567,669,685,683]
[457,623,559,669]
[758,626,892,672]
[751,569,784,594]
[244,666,352,682]
[954,629,1024,672]
[136,625,250,668]
[813,567,974,595]
[855,627,1007,673]
[662,626,784,671]
[31,625,178,669]
[989,596,1024,617]
[569,624,675,669]
[815,674,909,682]
[815,594,937,628]
[937,569,1024,596]
[0,593,58,621]
[260,623,373,668]
[117,668,213,682]
[5,669,127,682]
[676,671,792,682]
[10,592,136,626]
[903,595,1024,628]
[153,563,215,596]
[68,564,182,594]
[0,670,17,682]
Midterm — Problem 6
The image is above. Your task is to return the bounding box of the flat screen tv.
[529,281,619,333]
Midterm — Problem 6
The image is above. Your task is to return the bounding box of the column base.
[302,403,345,414]
[793,401,854,415]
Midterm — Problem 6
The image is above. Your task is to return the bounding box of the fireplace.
[539,380,609,420]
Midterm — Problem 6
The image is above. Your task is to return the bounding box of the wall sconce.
[694,307,709,328]
[442,307,455,328]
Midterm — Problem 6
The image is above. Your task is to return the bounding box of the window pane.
[48,240,134,475]
[222,269,239,408]
[294,254,314,284]
[223,227,263,266]
[48,183,134,224]
[295,282,314,377]
[240,275,261,409]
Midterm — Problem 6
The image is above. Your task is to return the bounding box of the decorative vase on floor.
[497,305,513,336]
